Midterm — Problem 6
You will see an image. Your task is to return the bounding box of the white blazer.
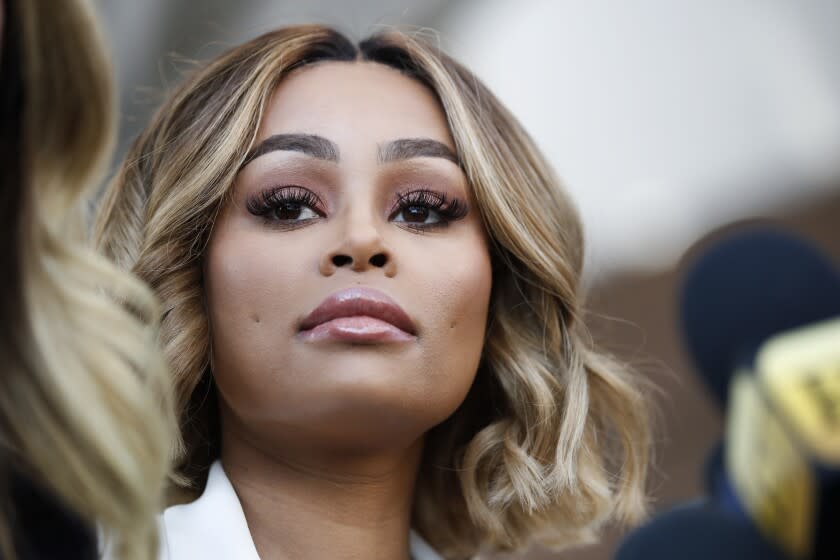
[156,460,444,560]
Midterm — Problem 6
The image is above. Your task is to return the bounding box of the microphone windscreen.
[615,500,790,560]
[728,318,840,559]
[680,226,840,407]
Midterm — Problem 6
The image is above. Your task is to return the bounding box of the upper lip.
[298,287,417,335]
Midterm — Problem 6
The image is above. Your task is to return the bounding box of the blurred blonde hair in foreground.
[0,1,176,559]
[95,25,652,558]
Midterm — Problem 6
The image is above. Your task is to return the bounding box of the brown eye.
[274,202,308,220]
[390,188,468,230]
[246,185,323,225]
[401,206,431,223]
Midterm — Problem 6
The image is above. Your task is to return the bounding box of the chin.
[218,346,478,450]
[298,381,466,448]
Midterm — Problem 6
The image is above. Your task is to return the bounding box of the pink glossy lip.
[297,287,417,343]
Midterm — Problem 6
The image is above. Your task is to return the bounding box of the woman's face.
[205,61,493,453]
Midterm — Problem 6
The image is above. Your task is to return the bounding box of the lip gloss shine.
[297,287,417,344]
[298,316,415,343]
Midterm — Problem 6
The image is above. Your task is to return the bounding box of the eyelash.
[245,185,468,231]
[245,186,325,229]
[389,189,469,230]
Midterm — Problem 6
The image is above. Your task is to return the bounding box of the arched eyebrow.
[242,133,339,168]
[378,138,460,166]
[240,134,460,168]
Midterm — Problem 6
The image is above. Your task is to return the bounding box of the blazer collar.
[161,460,443,560]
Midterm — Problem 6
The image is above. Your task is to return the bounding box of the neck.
[220,420,424,560]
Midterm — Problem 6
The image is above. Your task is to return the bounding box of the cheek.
[203,222,314,403]
[414,233,493,414]
[205,231,303,332]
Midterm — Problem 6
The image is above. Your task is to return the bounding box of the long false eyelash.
[392,189,469,223]
[245,185,324,217]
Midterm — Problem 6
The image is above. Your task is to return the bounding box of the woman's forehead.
[255,61,457,155]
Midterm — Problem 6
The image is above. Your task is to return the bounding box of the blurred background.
[98,1,840,558]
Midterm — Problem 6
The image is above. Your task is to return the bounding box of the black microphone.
[616,226,840,560]
[615,500,789,560]
[679,226,840,407]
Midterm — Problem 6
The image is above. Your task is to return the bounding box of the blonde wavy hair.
[0,1,176,559]
[95,25,652,558]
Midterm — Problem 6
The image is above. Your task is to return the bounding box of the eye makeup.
[244,184,469,232]
[245,185,326,230]
[388,188,469,231]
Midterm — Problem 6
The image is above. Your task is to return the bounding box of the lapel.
[161,461,260,560]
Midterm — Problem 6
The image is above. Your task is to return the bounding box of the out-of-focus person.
[0,1,175,559]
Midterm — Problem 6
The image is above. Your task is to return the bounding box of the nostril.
[332,255,352,267]
[369,253,387,267]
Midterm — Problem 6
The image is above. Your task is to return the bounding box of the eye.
[270,201,319,221]
[392,204,443,225]
[389,189,468,231]
[246,186,324,226]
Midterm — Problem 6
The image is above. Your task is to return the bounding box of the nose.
[319,205,396,277]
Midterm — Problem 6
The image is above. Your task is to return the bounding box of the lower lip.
[298,316,415,344]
